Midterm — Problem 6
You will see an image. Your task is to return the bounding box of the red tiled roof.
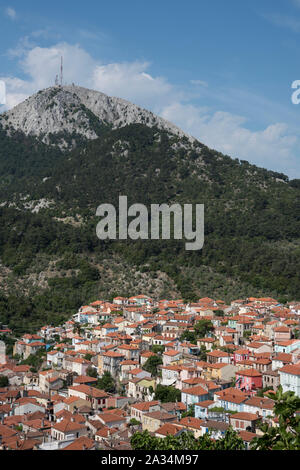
[279,364,300,376]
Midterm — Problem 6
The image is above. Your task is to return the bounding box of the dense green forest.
[0,121,299,334]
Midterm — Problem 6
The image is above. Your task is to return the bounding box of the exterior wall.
[216,399,244,413]
[72,361,89,376]
[130,404,160,421]
[163,354,181,366]
[14,403,45,415]
[274,341,300,354]
[161,368,179,386]
[51,426,87,441]
[262,373,280,391]
[230,418,257,432]
[181,392,210,407]
[236,374,262,392]
[274,331,291,342]
[0,341,6,364]
[195,404,216,419]
[279,372,300,397]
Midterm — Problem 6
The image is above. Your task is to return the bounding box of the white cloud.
[263,12,300,33]
[91,62,175,109]
[161,102,300,177]
[5,7,16,20]
[1,41,300,177]
[190,80,208,87]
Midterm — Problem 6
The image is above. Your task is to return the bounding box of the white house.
[279,364,300,397]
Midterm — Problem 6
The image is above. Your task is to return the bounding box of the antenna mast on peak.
[60,56,63,87]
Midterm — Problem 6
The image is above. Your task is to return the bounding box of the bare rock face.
[0,85,193,147]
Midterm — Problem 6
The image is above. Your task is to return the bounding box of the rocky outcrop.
[0,85,193,147]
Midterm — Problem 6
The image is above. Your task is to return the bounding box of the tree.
[179,321,214,345]
[20,348,46,372]
[130,428,244,450]
[151,345,165,354]
[251,386,300,450]
[215,310,224,317]
[143,355,163,376]
[154,384,181,403]
[73,322,82,335]
[96,371,116,393]
[194,320,214,338]
[214,427,244,450]
[243,330,252,340]
[181,404,195,418]
[198,345,207,361]
[0,375,9,387]
[256,386,273,397]
[129,418,141,426]
[179,330,197,344]
[86,366,98,378]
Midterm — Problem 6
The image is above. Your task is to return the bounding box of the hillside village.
[0,294,300,450]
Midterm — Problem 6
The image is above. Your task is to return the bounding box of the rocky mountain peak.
[0,84,194,148]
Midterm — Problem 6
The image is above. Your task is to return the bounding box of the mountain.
[0,85,192,148]
[0,86,299,334]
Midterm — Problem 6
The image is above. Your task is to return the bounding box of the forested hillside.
[0,112,299,334]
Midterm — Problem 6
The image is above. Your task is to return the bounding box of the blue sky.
[1,0,300,177]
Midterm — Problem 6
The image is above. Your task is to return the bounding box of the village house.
[181,384,215,407]
[243,396,275,418]
[197,338,217,352]
[51,418,88,442]
[206,350,231,365]
[68,385,109,410]
[262,369,280,392]
[162,349,182,366]
[199,419,229,440]
[130,401,160,422]
[142,411,177,433]
[274,339,300,355]
[235,369,263,394]
[203,363,237,382]
[278,364,300,397]
[177,416,204,439]
[214,388,248,413]
[128,377,156,400]
[99,351,125,376]
[229,412,261,433]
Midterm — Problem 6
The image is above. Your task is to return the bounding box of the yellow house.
[203,363,237,382]
[128,377,156,400]
[98,354,104,375]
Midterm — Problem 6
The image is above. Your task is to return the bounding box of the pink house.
[233,349,249,365]
[235,368,262,395]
